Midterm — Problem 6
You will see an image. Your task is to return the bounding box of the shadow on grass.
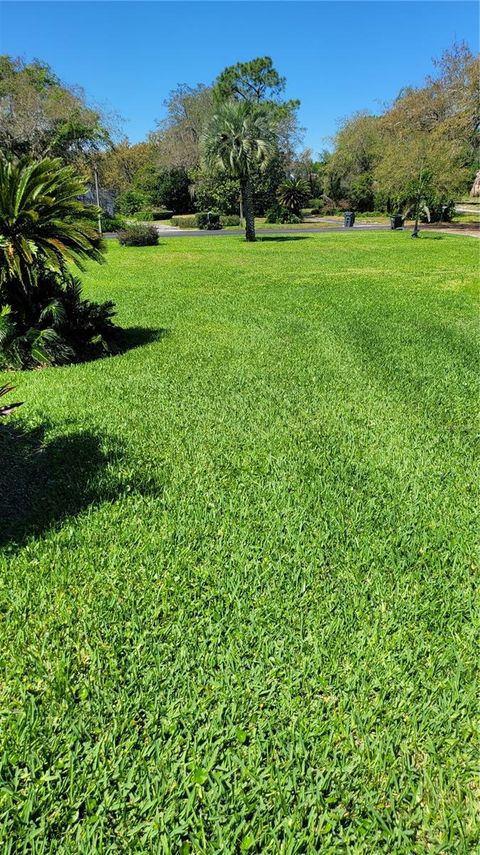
[119,326,169,354]
[0,421,162,549]
[258,235,311,243]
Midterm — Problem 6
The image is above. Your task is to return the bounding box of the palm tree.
[277,176,310,215]
[0,156,116,369]
[201,101,275,241]
[0,155,104,299]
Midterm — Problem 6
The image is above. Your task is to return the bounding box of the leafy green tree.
[214,56,287,104]
[192,170,241,214]
[97,140,155,195]
[115,189,151,215]
[0,56,113,164]
[375,52,474,230]
[147,168,193,212]
[151,83,215,171]
[202,101,275,241]
[293,148,325,199]
[349,173,375,212]
[325,113,382,206]
[213,56,302,163]
[276,176,309,215]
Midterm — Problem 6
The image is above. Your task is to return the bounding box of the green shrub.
[131,210,154,222]
[116,189,151,215]
[196,211,222,230]
[101,213,127,231]
[220,215,240,227]
[308,199,325,215]
[0,156,118,370]
[117,225,158,246]
[171,216,197,228]
[131,210,174,222]
[151,210,173,220]
[82,206,126,233]
[277,177,309,215]
[265,206,303,225]
[0,267,121,370]
[419,199,455,223]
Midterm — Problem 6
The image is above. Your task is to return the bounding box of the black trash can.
[390,214,403,230]
[344,211,355,228]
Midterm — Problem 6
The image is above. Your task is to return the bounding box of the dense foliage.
[0,155,119,367]
[276,176,309,214]
[324,44,478,216]
[117,224,159,246]
[0,267,119,369]
[0,55,112,164]
[202,101,276,241]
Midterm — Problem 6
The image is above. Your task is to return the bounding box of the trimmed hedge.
[171,214,240,229]
[171,216,197,228]
[118,225,159,246]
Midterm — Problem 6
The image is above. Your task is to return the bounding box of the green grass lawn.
[1,233,478,853]
[452,212,480,225]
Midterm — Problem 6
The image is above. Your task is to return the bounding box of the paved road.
[106,225,392,240]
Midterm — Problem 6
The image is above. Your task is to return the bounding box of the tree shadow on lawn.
[119,326,169,354]
[0,420,162,549]
[258,235,311,242]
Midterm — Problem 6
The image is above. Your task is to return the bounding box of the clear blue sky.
[0,1,478,153]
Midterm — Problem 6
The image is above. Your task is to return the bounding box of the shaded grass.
[0,233,478,853]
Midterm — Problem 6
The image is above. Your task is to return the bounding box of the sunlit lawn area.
[1,232,478,852]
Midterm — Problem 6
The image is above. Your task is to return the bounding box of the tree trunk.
[241,176,255,242]
[412,193,421,238]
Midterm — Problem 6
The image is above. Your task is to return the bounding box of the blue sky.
[0,2,478,154]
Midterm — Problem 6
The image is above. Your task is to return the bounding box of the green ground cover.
[452,212,480,225]
[1,232,478,853]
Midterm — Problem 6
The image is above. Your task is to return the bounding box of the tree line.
[1,46,477,229]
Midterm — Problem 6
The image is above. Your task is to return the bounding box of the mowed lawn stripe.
[0,233,478,853]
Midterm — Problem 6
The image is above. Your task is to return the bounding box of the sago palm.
[201,101,275,241]
[0,155,104,297]
[276,176,309,214]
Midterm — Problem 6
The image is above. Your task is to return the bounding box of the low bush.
[196,211,222,230]
[171,216,197,228]
[220,215,240,227]
[308,198,324,211]
[131,210,174,222]
[118,225,158,246]
[151,210,173,221]
[82,206,126,233]
[101,213,127,231]
[131,210,154,222]
[265,206,303,224]
[0,267,121,370]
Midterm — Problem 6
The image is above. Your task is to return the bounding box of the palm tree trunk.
[241,177,256,242]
